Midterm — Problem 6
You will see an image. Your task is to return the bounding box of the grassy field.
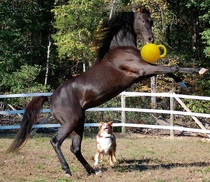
[1,132,210,182]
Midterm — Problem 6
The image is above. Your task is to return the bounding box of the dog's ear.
[99,122,104,127]
[108,121,113,126]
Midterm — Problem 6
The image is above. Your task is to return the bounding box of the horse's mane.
[95,12,135,60]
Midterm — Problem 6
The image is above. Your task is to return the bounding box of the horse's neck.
[110,31,137,48]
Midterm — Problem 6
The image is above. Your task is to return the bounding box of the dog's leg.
[94,152,100,166]
[112,152,117,163]
[100,154,104,162]
[109,156,114,166]
[109,150,117,166]
[109,151,115,166]
[111,138,117,165]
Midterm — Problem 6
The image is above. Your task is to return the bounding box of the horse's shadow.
[111,158,210,172]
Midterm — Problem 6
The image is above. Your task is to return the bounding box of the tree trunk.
[44,36,51,86]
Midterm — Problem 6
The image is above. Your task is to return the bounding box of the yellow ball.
[140,43,167,63]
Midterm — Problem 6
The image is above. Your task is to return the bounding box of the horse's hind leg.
[70,125,95,175]
[50,124,73,177]
[50,109,82,177]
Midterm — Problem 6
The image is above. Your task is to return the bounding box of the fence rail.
[1,92,210,135]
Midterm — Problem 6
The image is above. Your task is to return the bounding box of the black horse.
[7,8,207,177]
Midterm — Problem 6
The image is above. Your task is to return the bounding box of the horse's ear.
[126,4,142,12]
[140,6,151,16]
[131,5,138,12]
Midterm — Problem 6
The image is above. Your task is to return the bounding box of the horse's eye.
[150,20,153,26]
[139,16,145,23]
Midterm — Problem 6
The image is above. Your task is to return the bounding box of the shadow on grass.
[112,158,210,172]
[0,131,17,139]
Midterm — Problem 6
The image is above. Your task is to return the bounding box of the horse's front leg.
[136,64,208,77]
[144,64,208,76]
[137,64,180,76]
[176,67,208,75]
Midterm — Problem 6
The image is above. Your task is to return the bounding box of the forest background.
[0,0,210,125]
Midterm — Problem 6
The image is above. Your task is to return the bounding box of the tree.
[51,0,105,75]
[0,0,54,93]
[200,1,210,58]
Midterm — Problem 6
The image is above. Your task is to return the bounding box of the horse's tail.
[7,96,49,153]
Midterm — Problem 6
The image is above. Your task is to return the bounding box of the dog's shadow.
[111,158,210,172]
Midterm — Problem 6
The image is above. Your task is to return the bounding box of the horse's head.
[134,8,154,43]
[95,9,154,60]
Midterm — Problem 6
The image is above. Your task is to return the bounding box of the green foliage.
[2,65,49,108]
[52,0,105,63]
[0,0,54,93]
[185,99,210,114]
[201,29,210,57]
[3,65,48,94]
[0,1,46,65]
[189,1,210,58]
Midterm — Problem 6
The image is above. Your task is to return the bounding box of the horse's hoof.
[87,169,96,176]
[65,173,71,178]
[199,68,208,75]
[95,170,102,175]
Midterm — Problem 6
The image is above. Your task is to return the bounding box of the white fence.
[1,92,210,135]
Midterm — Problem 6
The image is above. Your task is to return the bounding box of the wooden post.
[151,76,157,122]
[170,90,174,138]
[121,94,126,133]
[175,96,210,138]
[151,76,157,108]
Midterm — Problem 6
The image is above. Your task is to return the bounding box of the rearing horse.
[7,9,207,177]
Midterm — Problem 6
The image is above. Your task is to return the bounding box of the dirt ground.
[1,132,210,182]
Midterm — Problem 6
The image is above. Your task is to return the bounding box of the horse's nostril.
[148,37,154,43]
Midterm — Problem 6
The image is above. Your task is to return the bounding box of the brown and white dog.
[94,122,117,166]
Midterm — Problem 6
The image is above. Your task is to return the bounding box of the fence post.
[121,94,126,133]
[170,90,174,138]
